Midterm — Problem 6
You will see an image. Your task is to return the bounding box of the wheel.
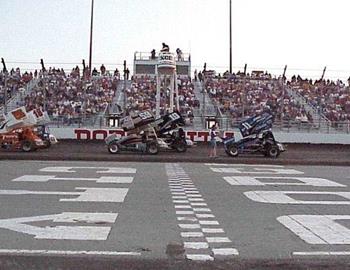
[146,141,159,155]
[266,145,280,158]
[108,142,120,154]
[227,144,239,157]
[43,140,51,149]
[22,141,33,152]
[175,141,187,153]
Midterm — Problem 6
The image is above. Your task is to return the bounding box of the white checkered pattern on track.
[166,163,238,261]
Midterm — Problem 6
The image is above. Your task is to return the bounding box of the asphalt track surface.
[1,142,350,270]
[0,140,349,166]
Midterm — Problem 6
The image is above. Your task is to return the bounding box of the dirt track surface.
[0,141,349,166]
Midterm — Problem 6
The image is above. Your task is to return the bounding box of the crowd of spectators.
[24,66,119,125]
[204,71,313,126]
[0,68,33,108]
[125,76,199,124]
[288,75,350,125]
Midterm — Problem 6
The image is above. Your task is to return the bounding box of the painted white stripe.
[179,224,201,229]
[176,211,194,215]
[211,167,303,175]
[245,191,350,205]
[205,163,283,168]
[193,208,211,212]
[173,200,189,204]
[188,198,204,202]
[185,191,200,194]
[177,217,198,222]
[170,189,185,192]
[202,228,224,233]
[0,212,117,240]
[172,196,187,199]
[199,220,220,225]
[196,214,215,218]
[181,232,204,238]
[171,192,186,195]
[277,216,326,244]
[175,205,192,209]
[191,203,208,206]
[12,175,134,184]
[206,237,231,243]
[40,167,137,174]
[186,194,202,198]
[184,242,209,249]
[183,188,198,191]
[186,254,214,261]
[293,251,350,256]
[223,176,345,187]
[0,249,141,256]
[0,188,129,203]
[212,248,239,256]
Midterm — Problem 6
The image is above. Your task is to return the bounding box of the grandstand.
[1,57,349,134]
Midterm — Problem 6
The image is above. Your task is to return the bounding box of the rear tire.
[266,145,280,158]
[227,144,239,157]
[175,141,187,153]
[108,142,120,154]
[22,141,33,152]
[146,141,159,155]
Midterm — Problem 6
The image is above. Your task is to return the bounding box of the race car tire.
[108,142,120,154]
[175,141,187,153]
[227,144,239,157]
[146,142,159,155]
[266,145,280,158]
[22,141,34,152]
[43,140,51,149]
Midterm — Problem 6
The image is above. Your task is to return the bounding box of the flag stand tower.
[156,51,179,118]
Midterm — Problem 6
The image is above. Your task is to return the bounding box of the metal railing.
[134,52,191,62]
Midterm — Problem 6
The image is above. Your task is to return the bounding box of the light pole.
[88,0,94,76]
[1,58,8,114]
[229,0,232,74]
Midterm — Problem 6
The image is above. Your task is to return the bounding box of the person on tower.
[161,43,170,52]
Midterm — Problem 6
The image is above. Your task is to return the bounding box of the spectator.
[161,43,170,52]
[151,49,156,59]
[176,48,183,61]
[100,64,106,75]
[209,123,218,158]
[125,68,130,80]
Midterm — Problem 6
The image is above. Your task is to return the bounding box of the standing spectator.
[176,48,183,61]
[209,123,218,158]
[194,70,198,82]
[198,71,203,82]
[100,64,106,75]
[92,67,98,76]
[151,49,156,59]
[125,68,130,80]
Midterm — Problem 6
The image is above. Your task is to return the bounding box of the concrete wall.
[50,127,350,145]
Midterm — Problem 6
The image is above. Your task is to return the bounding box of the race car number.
[138,111,153,120]
[168,112,180,121]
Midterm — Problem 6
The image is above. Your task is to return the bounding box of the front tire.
[266,145,280,158]
[227,144,239,157]
[175,141,187,153]
[22,141,34,152]
[108,142,120,154]
[146,141,159,155]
